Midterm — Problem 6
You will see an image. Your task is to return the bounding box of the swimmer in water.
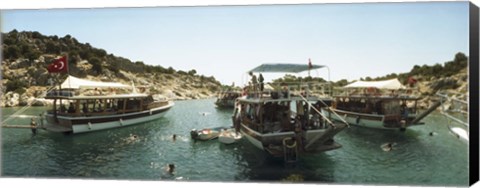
[173,134,177,142]
[381,142,394,152]
[166,164,175,174]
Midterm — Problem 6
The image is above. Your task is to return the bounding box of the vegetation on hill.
[1,30,222,106]
[269,52,468,89]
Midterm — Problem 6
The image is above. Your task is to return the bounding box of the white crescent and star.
[53,60,64,70]
[57,61,64,70]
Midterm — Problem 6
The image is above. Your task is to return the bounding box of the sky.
[0,0,471,86]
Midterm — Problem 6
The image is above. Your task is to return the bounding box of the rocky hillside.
[1,30,222,107]
[356,52,469,110]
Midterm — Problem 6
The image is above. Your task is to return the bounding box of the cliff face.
[1,30,222,107]
[415,68,468,109]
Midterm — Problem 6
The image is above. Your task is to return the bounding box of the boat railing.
[246,81,332,99]
[2,86,57,126]
[436,91,468,128]
[298,94,349,128]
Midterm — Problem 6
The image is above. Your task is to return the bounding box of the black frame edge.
[469,1,480,186]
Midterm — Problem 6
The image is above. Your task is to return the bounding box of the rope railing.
[298,94,349,128]
[1,86,56,125]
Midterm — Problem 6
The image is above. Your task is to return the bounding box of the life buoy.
[283,137,297,149]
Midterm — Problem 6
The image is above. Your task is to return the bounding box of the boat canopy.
[344,78,406,90]
[60,75,131,89]
[249,63,325,73]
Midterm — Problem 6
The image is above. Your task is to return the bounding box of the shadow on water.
[213,136,338,183]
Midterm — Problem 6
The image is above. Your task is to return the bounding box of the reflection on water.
[1,99,469,186]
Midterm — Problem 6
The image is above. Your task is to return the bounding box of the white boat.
[233,63,348,160]
[218,128,242,144]
[322,79,439,131]
[190,126,230,141]
[38,75,174,134]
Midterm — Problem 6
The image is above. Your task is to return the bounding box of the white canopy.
[344,78,406,90]
[60,75,131,89]
[249,63,325,73]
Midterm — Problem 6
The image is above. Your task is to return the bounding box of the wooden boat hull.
[43,101,174,134]
[214,100,236,108]
[322,108,420,130]
[239,122,346,155]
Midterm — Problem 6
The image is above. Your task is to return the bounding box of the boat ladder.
[283,137,298,163]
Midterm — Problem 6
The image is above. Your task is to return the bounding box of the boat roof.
[249,63,325,73]
[60,75,131,89]
[45,93,149,100]
[344,78,406,90]
[333,94,422,100]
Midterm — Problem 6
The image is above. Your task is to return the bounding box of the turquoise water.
[1,99,469,186]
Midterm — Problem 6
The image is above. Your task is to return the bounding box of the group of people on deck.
[245,71,264,97]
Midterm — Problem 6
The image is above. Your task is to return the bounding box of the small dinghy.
[190,126,230,141]
[218,128,242,144]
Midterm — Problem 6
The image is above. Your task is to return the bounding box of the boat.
[38,75,174,134]
[218,128,242,144]
[190,126,231,141]
[321,78,440,131]
[233,63,348,161]
[214,90,242,108]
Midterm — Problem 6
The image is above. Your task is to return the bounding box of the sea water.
[0,99,469,186]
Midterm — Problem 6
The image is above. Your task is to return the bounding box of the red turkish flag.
[47,56,68,73]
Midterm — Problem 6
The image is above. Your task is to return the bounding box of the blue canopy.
[249,63,325,73]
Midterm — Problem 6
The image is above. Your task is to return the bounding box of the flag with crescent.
[47,56,68,73]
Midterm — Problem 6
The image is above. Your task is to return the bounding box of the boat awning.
[60,75,131,89]
[344,78,406,90]
[249,63,325,73]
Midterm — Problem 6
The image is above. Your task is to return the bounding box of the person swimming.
[381,142,394,152]
[166,164,175,174]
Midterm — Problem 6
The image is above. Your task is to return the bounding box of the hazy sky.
[1,1,470,86]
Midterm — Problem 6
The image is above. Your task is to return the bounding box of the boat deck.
[41,124,73,133]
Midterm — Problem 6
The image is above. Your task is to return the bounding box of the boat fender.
[283,137,297,149]
[120,119,124,126]
[88,122,92,130]
[356,116,361,124]
[150,109,153,115]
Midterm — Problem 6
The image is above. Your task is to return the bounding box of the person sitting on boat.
[400,102,409,120]
[67,102,75,113]
[82,103,88,113]
[60,104,67,113]
[281,82,289,98]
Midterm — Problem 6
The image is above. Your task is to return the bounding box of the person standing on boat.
[249,71,258,96]
[259,73,264,94]
[30,118,37,135]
